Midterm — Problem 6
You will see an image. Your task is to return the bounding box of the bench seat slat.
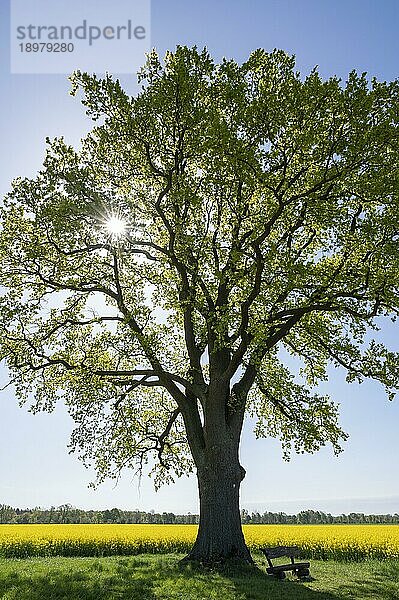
[266,562,310,573]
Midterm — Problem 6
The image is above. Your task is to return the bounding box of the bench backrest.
[261,546,299,559]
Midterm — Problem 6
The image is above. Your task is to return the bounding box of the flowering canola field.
[0,524,398,561]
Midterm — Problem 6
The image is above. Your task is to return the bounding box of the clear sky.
[1,0,399,515]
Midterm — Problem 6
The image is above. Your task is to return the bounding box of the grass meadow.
[0,554,399,600]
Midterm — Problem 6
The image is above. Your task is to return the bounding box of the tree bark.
[184,434,253,564]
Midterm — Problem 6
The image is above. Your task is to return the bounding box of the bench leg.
[296,568,310,578]
[276,571,286,580]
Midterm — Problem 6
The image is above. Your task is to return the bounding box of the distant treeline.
[240,509,399,525]
[0,504,198,525]
[1,504,398,525]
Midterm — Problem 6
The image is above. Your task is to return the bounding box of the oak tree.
[1,47,399,563]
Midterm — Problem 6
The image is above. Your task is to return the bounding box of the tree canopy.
[1,46,399,561]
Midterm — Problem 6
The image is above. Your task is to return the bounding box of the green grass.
[0,553,398,600]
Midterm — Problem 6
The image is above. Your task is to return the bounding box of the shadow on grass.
[0,558,157,600]
[179,560,337,600]
[0,555,398,600]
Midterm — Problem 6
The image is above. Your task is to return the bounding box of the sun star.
[105,216,127,238]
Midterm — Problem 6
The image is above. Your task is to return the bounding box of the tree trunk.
[184,436,253,564]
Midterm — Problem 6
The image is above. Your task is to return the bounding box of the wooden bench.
[260,546,310,579]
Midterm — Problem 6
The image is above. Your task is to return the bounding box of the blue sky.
[1,0,399,515]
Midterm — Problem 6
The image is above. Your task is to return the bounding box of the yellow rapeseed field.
[0,524,398,560]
